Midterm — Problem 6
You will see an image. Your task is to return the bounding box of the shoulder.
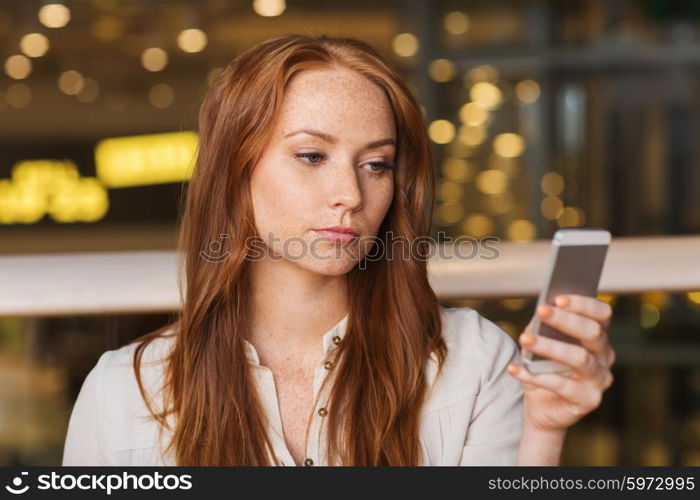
[93,330,177,450]
[104,329,176,371]
[438,305,520,374]
[99,329,176,408]
[423,306,521,412]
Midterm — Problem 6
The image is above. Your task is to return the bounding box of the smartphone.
[522,228,611,374]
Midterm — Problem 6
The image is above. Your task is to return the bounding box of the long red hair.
[132,34,447,466]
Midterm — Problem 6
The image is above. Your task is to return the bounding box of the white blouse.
[62,306,523,466]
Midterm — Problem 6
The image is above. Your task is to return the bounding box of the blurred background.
[1,0,700,466]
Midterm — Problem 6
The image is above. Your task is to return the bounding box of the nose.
[327,160,363,211]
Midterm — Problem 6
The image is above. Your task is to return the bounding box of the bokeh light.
[640,303,661,329]
[20,33,50,58]
[464,65,499,83]
[141,47,168,72]
[77,78,100,103]
[516,79,541,103]
[484,191,515,215]
[392,33,419,57]
[253,0,286,17]
[556,206,586,227]
[476,169,508,195]
[441,158,473,183]
[685,291,700,306]
[5,55,32,79]
[438,179,462,201]
[488,154,519,177]
[58,70,85,95]
[461,213,494,237]
[501,298,529,311]
[493,133,525,158]
[148,83,174,108]
[428,119,455,144]
[641,292,669,309]
[38,3,71,29]
[443,11,470,35]
[91,16,124,41]
[6,83,31,108]
[457,125,487,146]
[541,196,564,220]
[469,81,503,109]
[177,28,208,53]
[541,172,565,196]
[428,59,456,82]
[438,201,464,224]
[459,102,490,127]
[507,219,536,242]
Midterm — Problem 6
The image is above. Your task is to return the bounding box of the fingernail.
[507,364,519,375]
[520,333,536,345]
[537,304,552,317]
[555,295,570,307]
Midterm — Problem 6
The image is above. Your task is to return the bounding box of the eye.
[364,161,395,175]
[294,152,325,165]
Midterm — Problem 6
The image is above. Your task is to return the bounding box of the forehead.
[275,66,396,140]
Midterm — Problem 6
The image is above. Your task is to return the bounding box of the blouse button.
[317,407,328,417]
[332,335,341,345]
[323,360,334,370]
[304,458,314,466]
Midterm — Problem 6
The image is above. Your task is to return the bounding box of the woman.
[62,34,615,466]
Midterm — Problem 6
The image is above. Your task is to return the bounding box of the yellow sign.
[0,131,199,224]
[0,160,108,224]
[95,131,199,188]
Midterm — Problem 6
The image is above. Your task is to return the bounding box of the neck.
[247,255,349,367]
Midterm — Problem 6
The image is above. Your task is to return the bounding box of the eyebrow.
[284,128,395,149]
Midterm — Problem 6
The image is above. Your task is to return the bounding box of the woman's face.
[250,65,396,276]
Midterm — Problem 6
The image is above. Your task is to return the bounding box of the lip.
[317,225,359,236]
[313,226,359,243]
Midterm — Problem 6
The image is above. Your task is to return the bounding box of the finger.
[536,304,609,355]
[554,294,613,329]
[507,364,604,412]
[518,332,601,379]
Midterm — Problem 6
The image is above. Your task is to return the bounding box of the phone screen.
[529,243,609,361]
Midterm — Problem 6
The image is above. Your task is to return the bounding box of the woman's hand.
[507,294,616,433]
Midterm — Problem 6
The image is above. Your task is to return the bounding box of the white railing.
[0,235,698,316]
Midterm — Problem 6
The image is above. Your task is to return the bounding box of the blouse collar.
[243,312,350,366]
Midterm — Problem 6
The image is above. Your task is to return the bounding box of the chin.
[300,258,359,277]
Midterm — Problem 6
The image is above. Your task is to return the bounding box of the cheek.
[251,162,308,233]
[365,178,394,226]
